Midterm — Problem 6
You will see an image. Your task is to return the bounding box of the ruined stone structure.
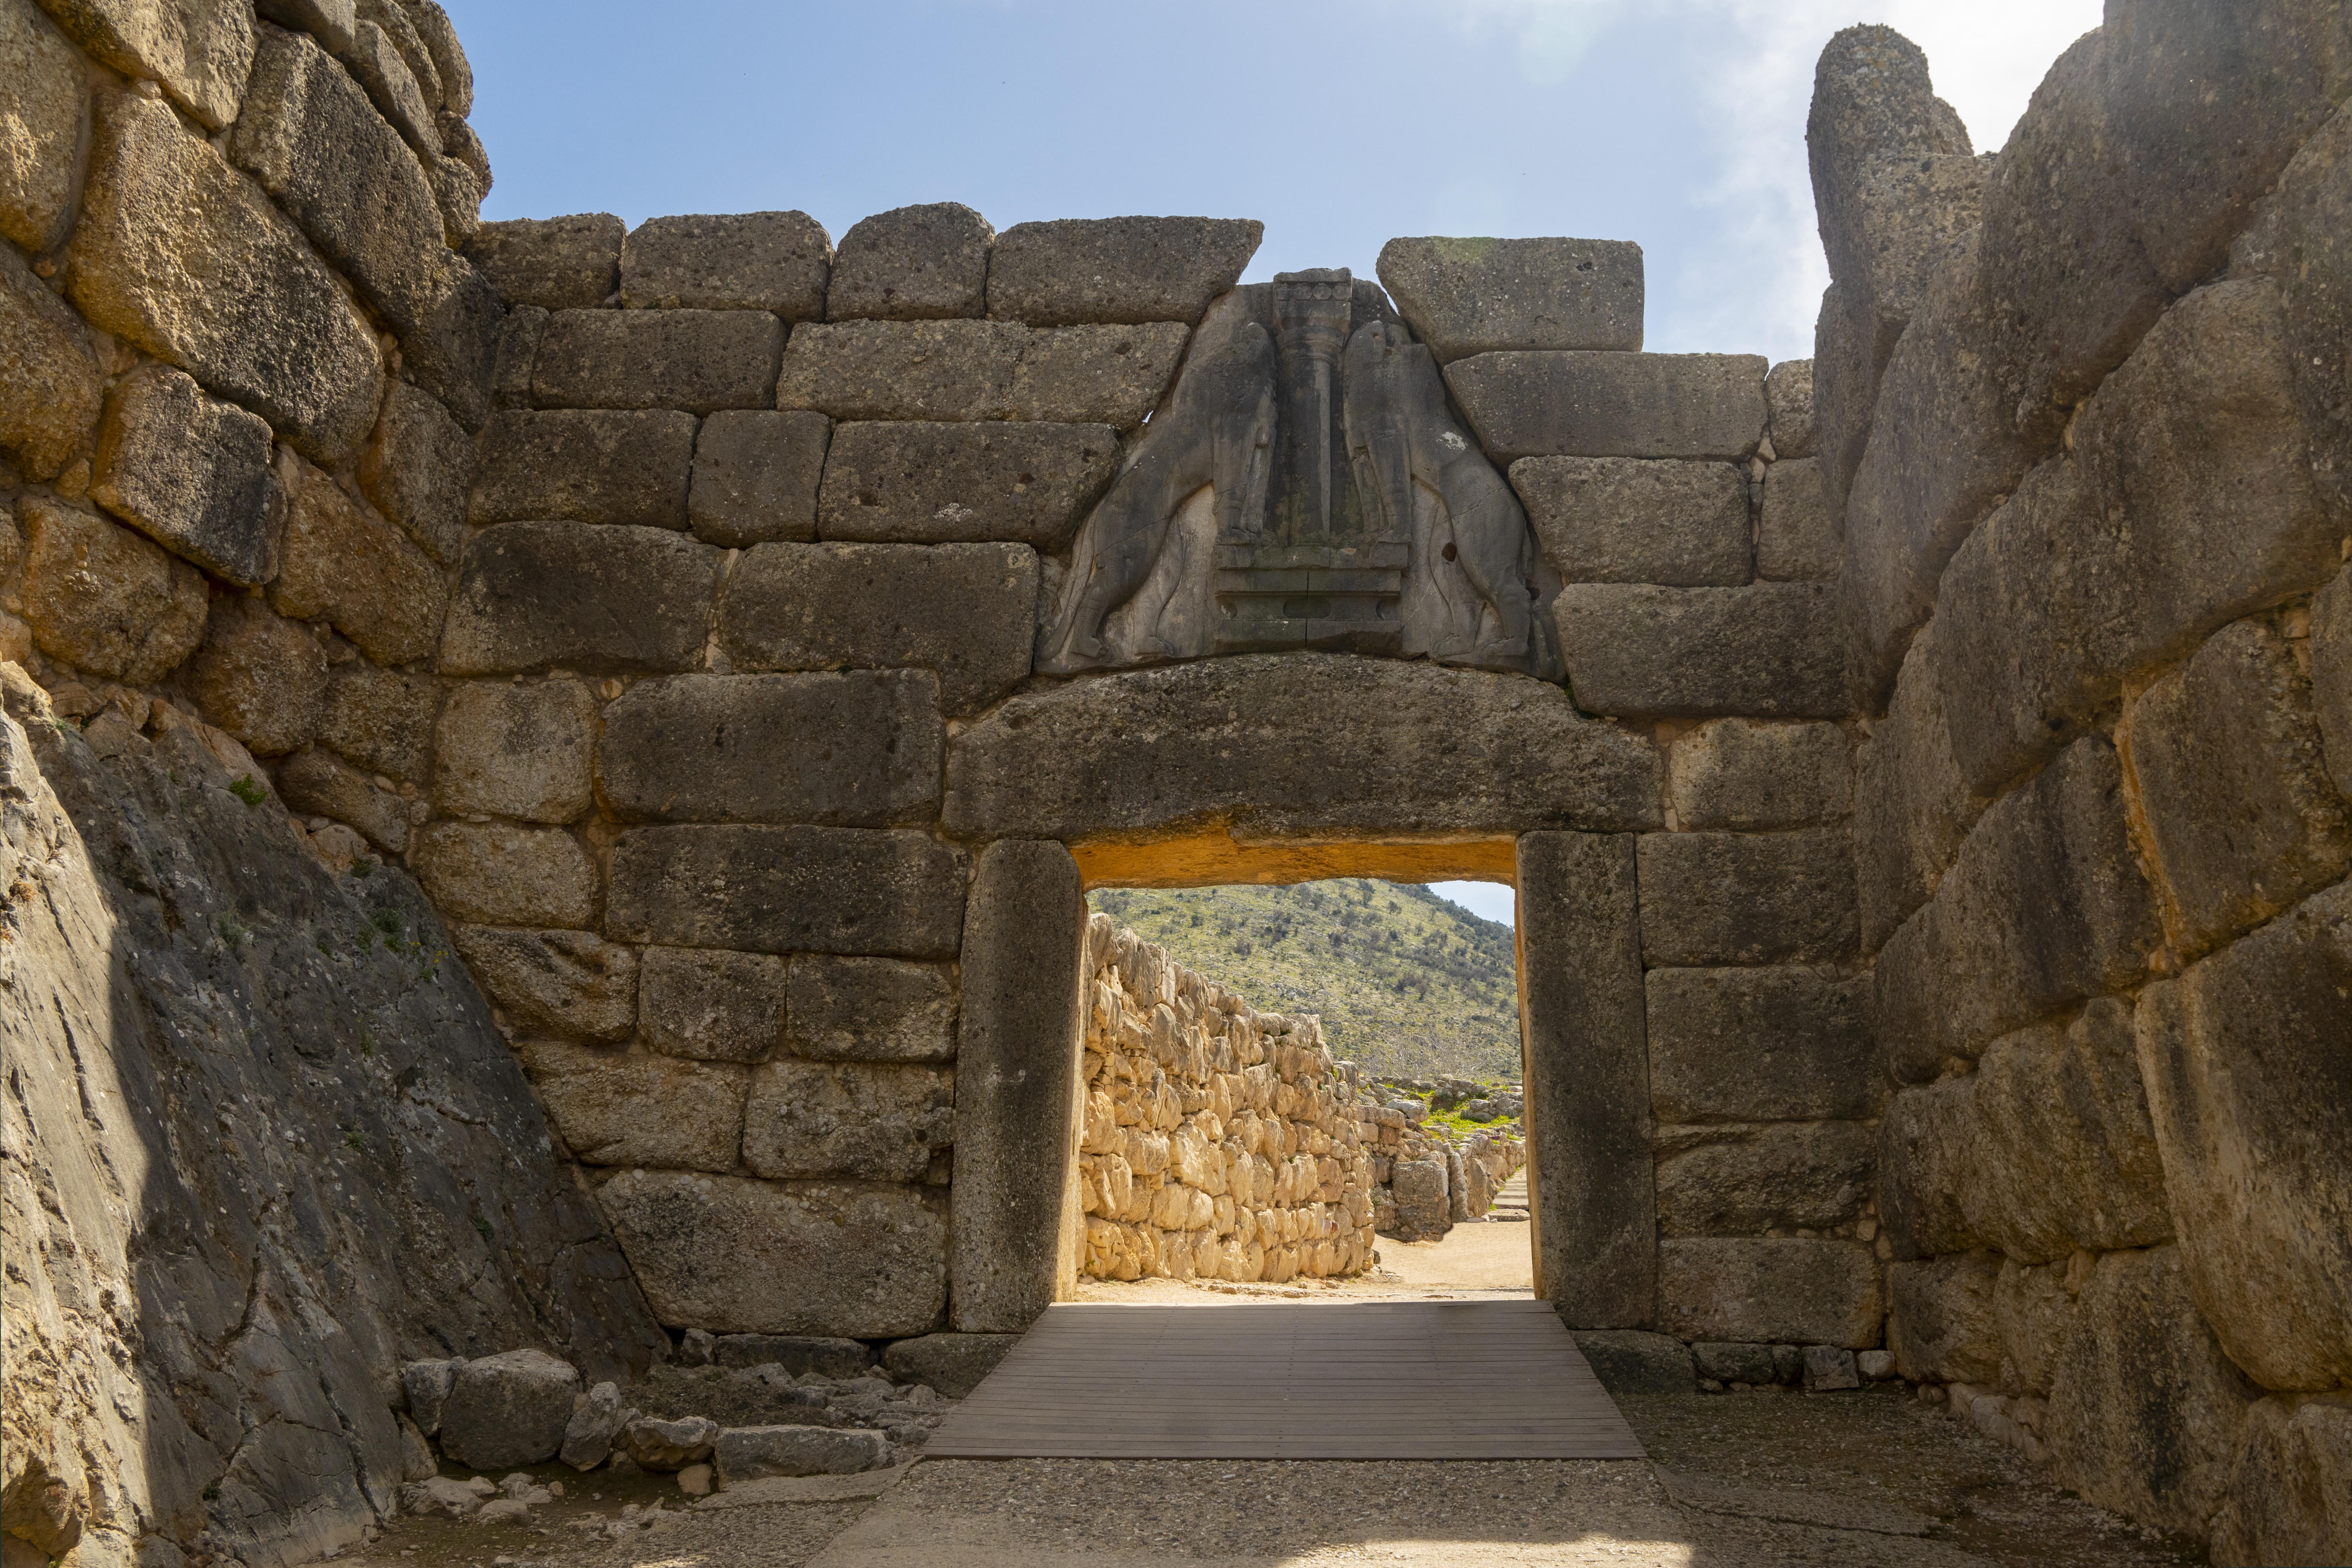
[2,1,2347,1564]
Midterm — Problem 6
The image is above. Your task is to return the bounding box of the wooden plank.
[926,1299,1646,1461]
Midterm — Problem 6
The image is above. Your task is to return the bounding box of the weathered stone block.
[1645,967,1873,1123]
[1667,719,1846,831]
[2210,1394,2352,1568]
[716,541,1034,716]
[1657,1238,1881,1348]
[688,410,828,547]
[491,304,544,409]
[344,16,433,153]
[1764,359,1814,459]
[1808,280,1872,530]
[826,202,991,322]
[1756,457,1836,582]
[2231,102,2350,526]
[1854,624,1983,953]
[2043,1246,2260,1538]
[1636,829,1857,967]
[606,825,963,958]
[1886,1251,2001,1386]
[18,497,205,684]
[951,840,1085,1332]
[412,820,597,929]
[1653,1122,1872,1237]
[276,747,408,852]
[188,597,326,757]
[1553,583,1845,719]
[944,653,1661,840]
[596,1171,950,1337]
[619,1413,717,1471]
[1691,1342,1780,1386]
[1995,1257,2075,1399]
[66,90,382,461]
[315,663,438,782]
[784,956,956,1064]
[1375,236,1643,363]
[1509,457,1748,586]
[456,929,637,1043]
[271,461,445,666]
[816,421,1120,550]
[89,363,283,586]
[2136,880,2352,1394]
[359,383,472,566]
[467,214,623,310]
[2317,566,2352,802]
[619,211,830,318]
[532,308,784,416]
[1,0,88,254]
[639,947,788,1064]
[470,408,698,529]
[879,1333,1016,1399]
[0,242,102,479]
[596,671,942,828]
[985,216,1260,327]
[1874,735,2160,1079]
[1570,1331,1694,1396]
[437,1350,579,1472]
[517,1042,742,1171]
[433,678,594,824]
[2126,618,2352,962]
[1445,352,1768,463]
[773,319,1187,430]
[714,1424,891,1481]
[36,0,253,130]
[742,1060,954,1182]
[706,1335,875,1377]
[439,522,721,676]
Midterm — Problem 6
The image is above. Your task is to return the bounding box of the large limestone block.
[1,0,87,253]
[359,383,473,566]
[532,308,784,416]
[596,671,943,826]
[712,1424,890,1482]
[952,842,1086,1332]
[2043,1245,2260,1537]
[784,955,956,1064]
[826,202,991,322]
[491,303,544,408]
[1635,829,1857,967]
[688,409,828,547]
[1657,1238,1882,1348]
[1644,967,1873,1123]
[1375,236,1643,363]
[270,461,445,666]
[596,1171,950,1336]
[456,928,637,1043]
[1886,1251,2002,1386]
[1518,833,1653,1327]
[742,1059,954,1181]
[1854,624,1983,953]
[879,1332,1018,1399]
[315,662,439,782]
[433,679,595,823]
[412,820,597,929]
[470,408,698,529]
[605,824,964,958]
[467,214,623,310]
[1763,359,1814,459]
[1509,456,1749,587]
[985,216,1260,327]
[1936,280,2338,797]
[90,363,283,586]
[773,319,1188,430]
[2126,617,2352,962]
[1808,281,1873,530]
[0,242,103,478]
[638,946,787,1064]
[440,522,722,676]
[1756,457,1836,582]
[1553,583,1845,719]
[715,540,1034,717]
[36,0,253,129]
[517,1041,743,1171]
[345,16,433,153]
[1653,1122,1872,1236]
[816,421,1120,549]
[2136,880,2352,1393]
[1995,1257,2076,1399]
[2210,1394,2352,1568]
[1444,351,1767,463]
[2231,102,2350,523]
[66,91,383,461]
[277,746,409,851]
[1877,998,2172,1264]
[18,496,205,684]
[1874,735,2159,1080]
[1667,719,1847,831]
[945,654,1660,841]
[619,211,831,318]
[438,1350,580,1472]
[188,596,326,757]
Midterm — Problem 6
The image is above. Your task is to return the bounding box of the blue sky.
[450,0,2102,927]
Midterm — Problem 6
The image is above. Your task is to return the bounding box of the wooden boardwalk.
[926,1298,1646,1459]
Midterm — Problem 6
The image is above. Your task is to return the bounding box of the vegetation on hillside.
[1087,879,1521,1081]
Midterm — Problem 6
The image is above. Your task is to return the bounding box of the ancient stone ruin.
[2,2,2347,1564]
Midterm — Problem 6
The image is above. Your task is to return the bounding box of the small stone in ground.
[677,1463,713,1496]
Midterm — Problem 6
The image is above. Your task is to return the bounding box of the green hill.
[1087,880,1521,1081]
